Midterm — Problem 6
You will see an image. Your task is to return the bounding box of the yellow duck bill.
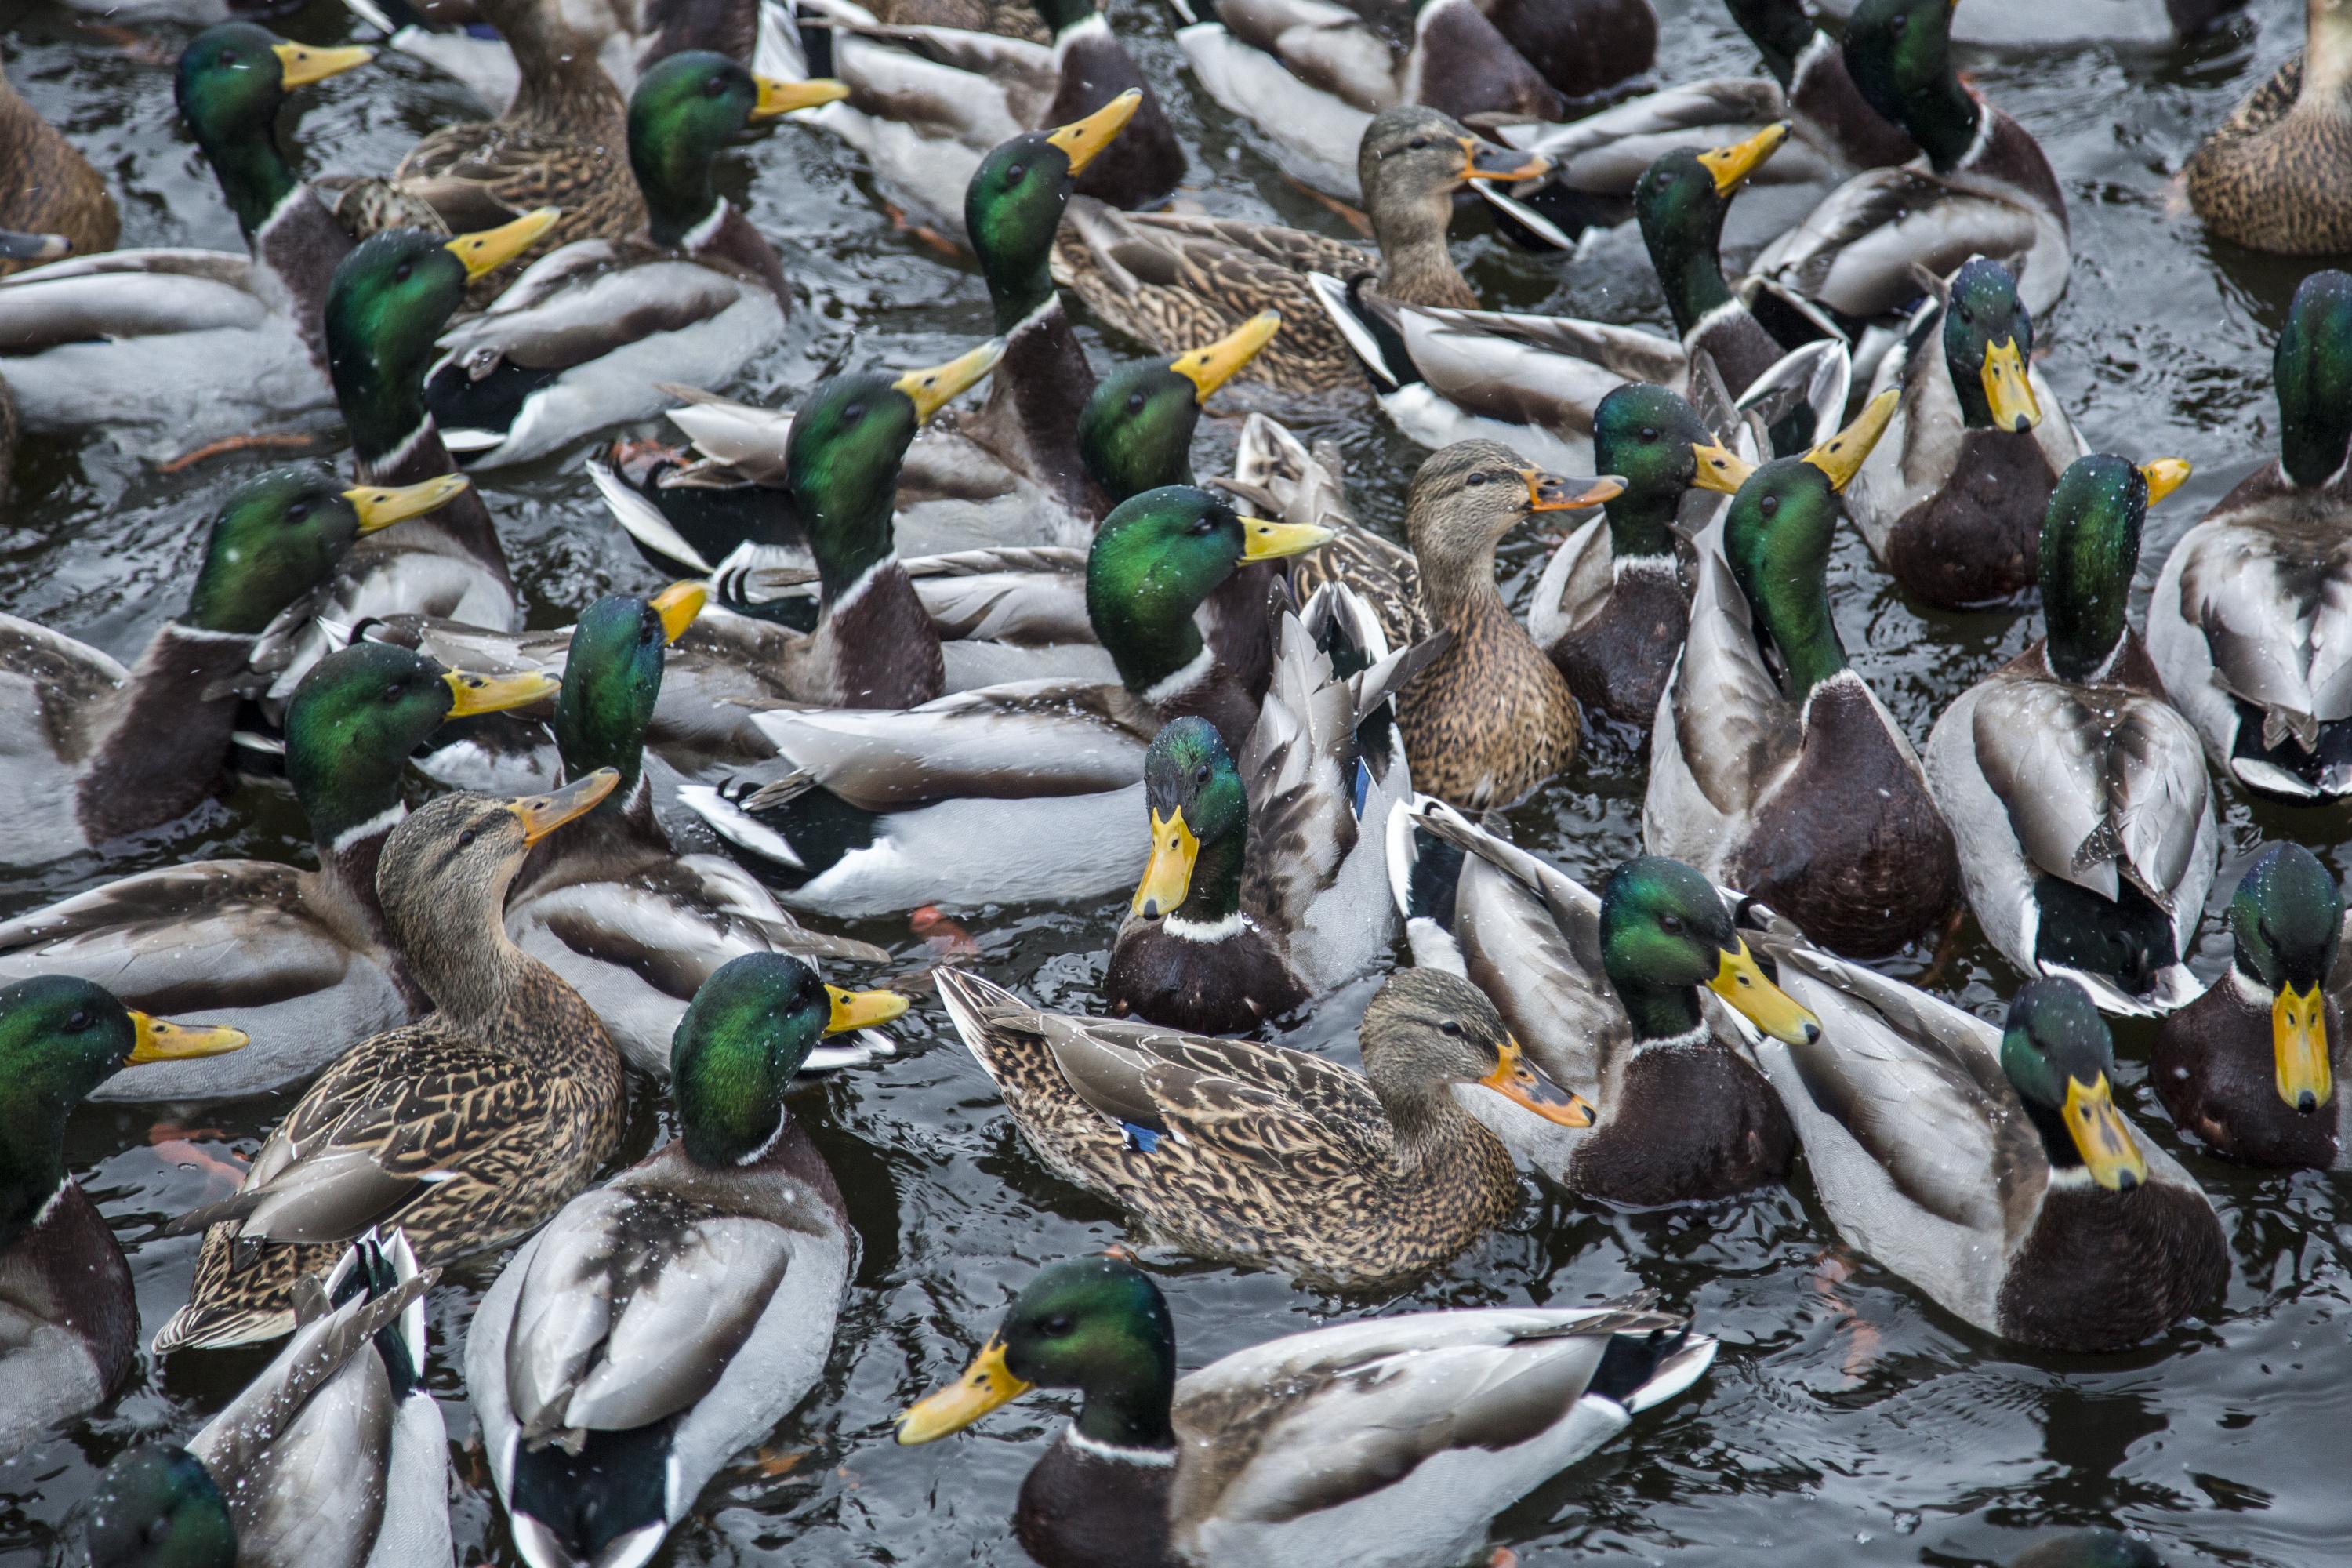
[2273,983,2332,1112]
[1132,808,1199,917]
[128,1013,250,1065]
[1706,942,1820,1046]
[897,1335,1033,1444]
[343,474,471,534]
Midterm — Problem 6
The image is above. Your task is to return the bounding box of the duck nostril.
[1802,1023,1821,1044]
[2298,1091,2318,1113]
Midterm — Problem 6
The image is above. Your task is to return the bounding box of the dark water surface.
[4,0,2348,1563]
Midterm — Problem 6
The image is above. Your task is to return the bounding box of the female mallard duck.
[0,646,560,1102]
[1106,590,1430,1031]
[1164,0,1573,198]
[934,964,1592,1290]
[1312,127,1847,470]
[85,1233,448,1568]
[0,26,371,445]
[897,1254,1713,1568]
[0,978,245,1459]
[503,585,902,1077]
[2187,0,2352,254]
[420,52,844,470]
[1646,390,1963,959]
[678,484,1338,914]
[0,466,466,864]
[782,0,1181,230]
[1392,441,1621,811]
[0,67,115,278]
[1753,0,2069,329]
[1389,800,1811,1205]
[1057,105,1548,394]
[153,772,629,1352]
[1848,256,2084,608]
[1756,960,2229,1352]
[252,215,560,703]
[1528,382,1718,728]
[2148,268,2352,801]
[2154,843,2348,1167]
[1924,453,2214,1014]
[467,953,903,1568]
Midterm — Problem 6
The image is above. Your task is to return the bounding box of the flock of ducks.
[2,0,2347,1563]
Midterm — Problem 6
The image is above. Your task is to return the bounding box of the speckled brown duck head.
[376,770,619,1029]
[1358,107,1549,306]
[1406,439,1623,622]
[1360,967,1594,1137]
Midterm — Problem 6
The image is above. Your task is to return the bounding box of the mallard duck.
[1756,959,2230,1352]
[85,1233,448,1568]
[1813,0,2238,46]
[0,26,372,445]
[2148,268,2352,801]
[0,978,245,1459]
[253,214,560,703]
[1752,0,2069,329]
[1728,0,1917,173]
[153,772,629,1352]
[1106,590,1432,1031]
[1848,257,2085,608]
[1392,441,1620,810]
[0,467,466,864]
[2154,843,2348,1168]
[419,53,844,470]
[896,1254,1713,1568]
[2187,0,2352,254]
[0,646,560,1103]
[780,0,1182,230]
[1164,0,1569,198]
[1388,800,1812,1204]
[1925,453,2214,1014]
[1311,128,1848,470]
[1646,389,1963,959]
[466,953,902,1568]
[1527,382,1717,728]
[0,67,116,278]
[678,484,1335,914]
[503,584,902,1077]
[934,964,1592,1290]
[1056,105,1548,394]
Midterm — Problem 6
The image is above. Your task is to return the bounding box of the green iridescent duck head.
[175,24,372,237]
[1844,0,1976,168]
[1078,313,1280,503]
[2274,268,2352,488]
[670,953,906,1168]
[184,468,470,636]
[2037,452,2188,681]
[86,1444,236,1568]
[1590,382,1715,559]
[1599,856,1820,1044]
[2225,843,2342,1114]
[1943,259,2042,434]
[626,52,847,246]
[554,583,707,797]
[2000,977,2146,1191]
[967,91,1141,330]
[1633,123,1788,336]
[1130,717,1250,925]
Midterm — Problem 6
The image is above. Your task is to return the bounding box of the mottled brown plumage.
[1396,441,1600,811]
[153,780,629,1353]
[0,67,116,280]
[2187,1,2352,256]
[869,0,1056,39]
[935,966,1554,1291]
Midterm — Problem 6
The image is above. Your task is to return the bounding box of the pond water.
[2,0,2347,1563]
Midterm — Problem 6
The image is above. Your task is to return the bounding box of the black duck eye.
[220,47,238,65]
[1958,306,1973,325]
[705,74,727,97]
[1127,391,1146,412]
[285,502,310,524]
[1439,1020,1464,1038]
[1639,426,1657,442]
[1405,136,1432,152]
[842,401,866,424]
[382,681,406,702]
[1006,163,1026,184]
[1194,764,1210,785]
[1890,12,1907,31]
[1759,494,1780,517]
[457,828,480,849]
[1189,516,1216,535]
[65,1009,90,1033]
[394,260,414,284]
[1465,471,1486,487]
[1658,170,1676,186]
[1042,1314,1073,1336]
[1659,913,1685,935]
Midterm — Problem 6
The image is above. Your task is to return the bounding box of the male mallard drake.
[421,53,844,470]
[0,646,560,1103]
[1646,390,1963,958]
[2148,268,2352,801]
[1848,257,2084,608]
[85,1233,448,1568]
[1752,0,2069,329]
[154,774,629,1352]
[255,216,557,703]
[1756,961,2229,1352]
[1393,441,1621,810]
[1729,0,1917,173]
[2187,0,2352,255]
[0,26,371,445]
[1389,801,1811,1205]
[1527,382,1716,728]
[679,484,1337,914]
[0,978,245,1459]
[0,67,116,278]
[0,466,466,864]
[2154,843,2349,1167]
[1813,0,2238,46]
[503,585,901,1077]
[1164,0,1571,198]
[1057,105,1548,394]
[466,953,901,1568]
[1312,127,1846,470]
[1106,590,1430,1031]
[1925,453,2214,1014]
[934,964,1592,1290]
[782,0,1182,230]
[897,1254,1713,1568]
